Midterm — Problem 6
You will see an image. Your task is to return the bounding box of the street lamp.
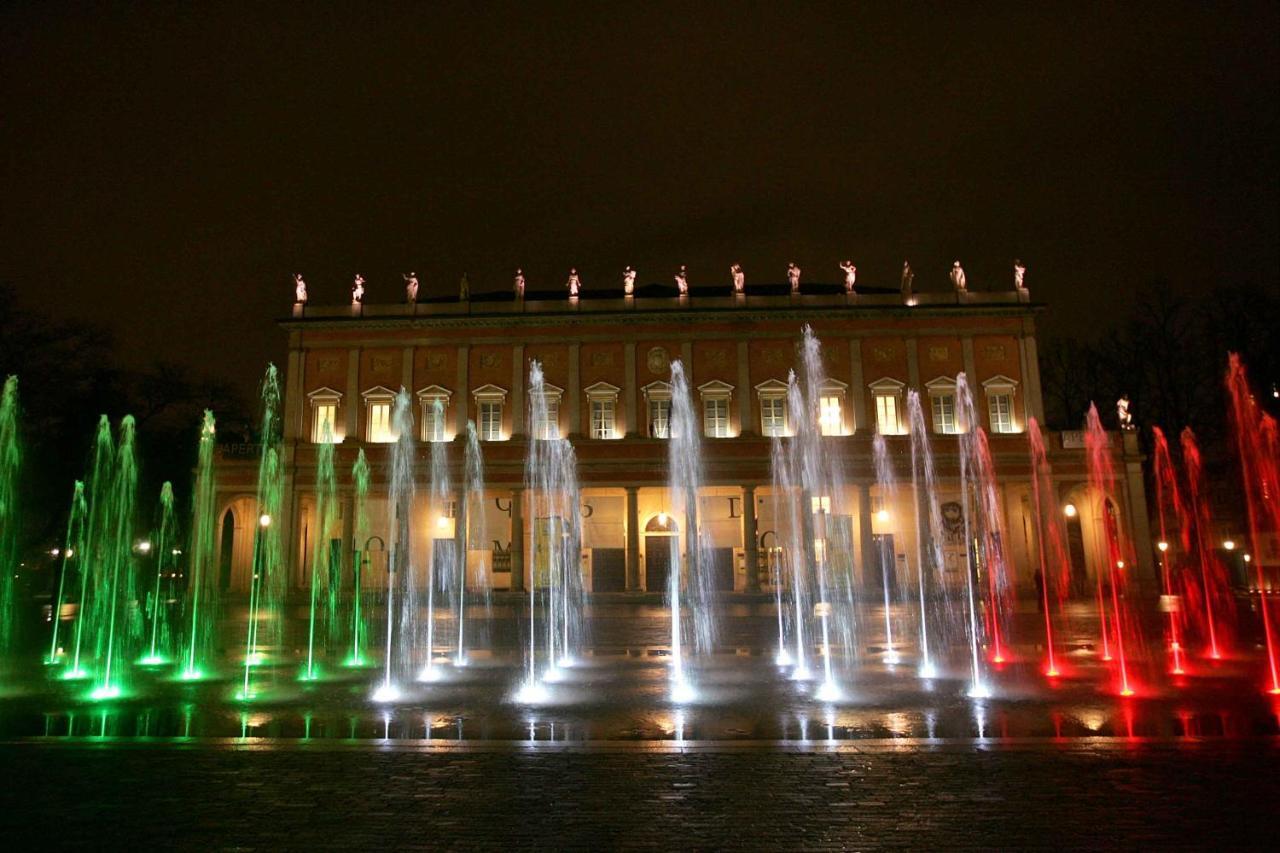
[259,513,272,528]
[1063,503,1078,518]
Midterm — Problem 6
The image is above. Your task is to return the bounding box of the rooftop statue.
[1117,396,1135,431]
[839,260,857,294]
[787,262,801,292]
[293,273,307,304]
[950,260,967,293]
[351,274,365,304]
[567,268,580,297]
[675,265,689,295]
[1013,259,1027,291]
[514,268,526,297]
[459,273,470,301]
[731,263,744,293]
[403,272,419,303]
[901,261,914,298]
[623,266,636,296]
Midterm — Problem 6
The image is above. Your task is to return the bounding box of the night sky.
[3,3,1276,400]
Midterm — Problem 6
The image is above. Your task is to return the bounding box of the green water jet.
[303,426,338,680]
[241,365,284,701]
[0,376,21,656]
[180,411,219,680]
[346,449,371,667]
[140,482,177,665]
[47,481,87,664]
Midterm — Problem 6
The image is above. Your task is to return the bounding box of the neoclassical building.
[213,275,1154,600]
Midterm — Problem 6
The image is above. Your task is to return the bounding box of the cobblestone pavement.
[3,739,1276,850]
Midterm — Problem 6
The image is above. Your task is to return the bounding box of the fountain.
[458,421,490,665]
[1151,426,1190,674]
[871,434,901,665]
[517,361,583,702]
[139,481,177,666]
[1225,354,1280,694]
[0,376,20,656]
[420,407,455,682]
[66,417,114,681]
[303,426,338,680]
[180,411,219,681]
[1084,403,1137,696]
[47,481,86,665]
[1180,428,1234,659]
[1027,418,1071,678]
[905,390,954,680]
[375,390,417,702]
[90,415,140,701]
[666,360,717,701]
[240,365,285,701]
[346,449,371,668]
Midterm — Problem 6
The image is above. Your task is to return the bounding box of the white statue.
[950,260,967,293]
[787,262,801,292]
[351,274,365,304]
[293,273,307,304]
[567,268,580,297]
[731,263,745,293]
[675,265,689,295]
[623,266,636,296]
[1013,259,1027,291]
[459,273,470,301]
[901,261,914,298]
[514,268,525,297]
[1117,396,1134,431]
[403,271,419,303]
[839,260,857,293]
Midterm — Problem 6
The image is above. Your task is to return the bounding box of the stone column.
[344,349,360,440]
[743,485,759,592]
[568,342,581,437]
[849,338,866,434]
[625,486,641,591]
[509,488,525,593]
[1122,431,1155,588]
[624,343,637,436]
[857,482,876,591]
[455,346,469,437]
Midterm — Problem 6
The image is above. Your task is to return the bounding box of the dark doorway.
[219,509,234,591]
[708,547,735,591]
[645,536,672,593]
[592,548,626,592]
[872,534,898,595]
[1066,514,1087,597]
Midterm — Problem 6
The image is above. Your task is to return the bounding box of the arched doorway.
[644,514,678,593]
[219,509,235,591]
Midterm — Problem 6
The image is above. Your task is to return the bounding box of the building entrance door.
[645,536,672,593]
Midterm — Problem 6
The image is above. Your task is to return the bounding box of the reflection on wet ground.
[4,652,1278,744]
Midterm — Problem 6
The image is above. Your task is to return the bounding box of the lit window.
[698,380,734,438]
[312,403,337,443]
[811,495,831,514]
[584,382,621,440]
[529,384,562,440]
[819,395,842,436]
[591,398,615,439]
[643,381,673,439]
[480,401,502,441]
[988,393,1014,433]
[307,387,342,444]
[362,386,397,443]
[650,398,671,438]
[925,377,960,435]
[931,393,957,434]
[982,375,1020,434]
[761,395,786,436]
[472,384,508,442]
[869,378,906,436]
[704,398,729,437]
[755,380,790,437]
[422,401,446,441]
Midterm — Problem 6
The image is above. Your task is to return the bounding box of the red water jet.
[1085,405,1135,696]
[1226,354,1280,694]
[1027,419,1069,678]
[1150,427,1189,675]
[1180,428,1234,659]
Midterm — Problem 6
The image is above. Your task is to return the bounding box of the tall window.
[585,382,621,440]
[312,403,337,443]
[869,378,906,436]
[472,385,507,441]
[532,395,560,439]
[982,375,1020,434]
[875,395,899,435]
[591,398,615,439]
[421,400,446,441]
[643,381,672,439]
[761,395,786,436]
[362,386,397,443]
[649,398,671,438]
[308,388,342,443]
[704,397,729,438]
[931,393,957,434]
[698,380,734,439]
[367,402,393,442]
[479,401,502,441]
[819,395,843,436]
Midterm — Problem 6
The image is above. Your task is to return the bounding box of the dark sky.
[3,3,1276,401]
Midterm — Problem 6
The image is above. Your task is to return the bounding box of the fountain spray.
[180,411,218,681]
[139,482,177,665]
[240,365,284,701]
[347,449,370,667]
[375,390,416,702]
[0,376,19,656]
[303,425,338,680]
[871,434,900,665]
[47,481,87,665]
[1151,427,1189,675]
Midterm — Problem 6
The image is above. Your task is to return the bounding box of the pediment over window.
[981,374,1018,392]
[307,386,343,403]
[416,384,452,401]
[697,379,734,398]
[754,378,790,396]
[924,376,957,393]
[472,383,508,401]
[868,377,906,394]
[361,385,398,402]
[583,381,621,399]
